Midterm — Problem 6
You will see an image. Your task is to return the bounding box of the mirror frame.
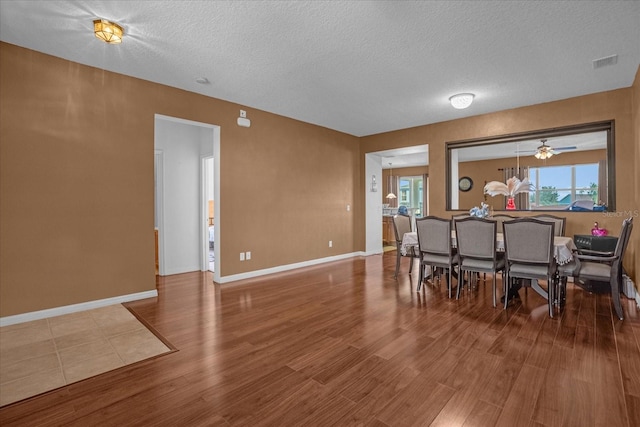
[446,120,616,212]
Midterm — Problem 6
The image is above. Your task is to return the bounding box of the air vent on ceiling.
[592,54,618,69]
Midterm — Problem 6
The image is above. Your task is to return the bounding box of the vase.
[506,197,516,210]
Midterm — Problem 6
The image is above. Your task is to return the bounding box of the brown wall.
[1,41,638,317]
[361,82,637,278]
[0,43,360,316]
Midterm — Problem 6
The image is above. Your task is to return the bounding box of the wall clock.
[459,176,473,192]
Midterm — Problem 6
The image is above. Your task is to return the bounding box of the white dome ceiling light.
[449,93,475,109]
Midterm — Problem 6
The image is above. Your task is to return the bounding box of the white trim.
[155,150,165,276]
[154,114,220,283]
[635,287,640,309]
[0,290,158,327]
[218,252,368,284]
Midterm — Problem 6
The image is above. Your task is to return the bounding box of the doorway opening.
[154,114,221,283]
[204,156,215,272]
[364,145,429,255]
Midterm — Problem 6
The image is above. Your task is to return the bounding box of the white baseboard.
[636,288,640,309]
[219,251,369,284]
[0,290,158,327]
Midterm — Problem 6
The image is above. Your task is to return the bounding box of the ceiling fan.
[518,139,577,159]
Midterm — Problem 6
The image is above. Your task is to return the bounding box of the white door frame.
[155,149,166,276]
[154,114,221,283]
[201,155,214,272]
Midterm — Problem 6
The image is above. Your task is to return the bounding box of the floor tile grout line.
[46,317,70,386]
[0,304,175,408]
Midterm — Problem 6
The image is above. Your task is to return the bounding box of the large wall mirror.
[446,121,615,212]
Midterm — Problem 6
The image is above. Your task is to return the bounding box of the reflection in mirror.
[447,121,615,212]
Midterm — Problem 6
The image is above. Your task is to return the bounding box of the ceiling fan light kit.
[535,139,556,159]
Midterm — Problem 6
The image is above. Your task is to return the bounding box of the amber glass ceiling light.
[93,19,124,44]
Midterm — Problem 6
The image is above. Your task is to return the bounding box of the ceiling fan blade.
[517,145,577,154]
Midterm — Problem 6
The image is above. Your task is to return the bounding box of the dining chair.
[392,214,416,279]
[503,218,557,317]
[568,217,633,320]
[455,217,505,307]
[451,213,471,228]
[491,214,515,233]
[532,214,566,236]
[415,216,458,297]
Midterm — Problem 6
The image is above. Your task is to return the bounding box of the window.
[529,164,599,208]
[399,176,423,216]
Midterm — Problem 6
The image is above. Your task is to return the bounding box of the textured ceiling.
[1,1,639,137]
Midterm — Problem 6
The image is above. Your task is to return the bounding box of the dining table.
[401,231,576,265]
[402,230,577,302]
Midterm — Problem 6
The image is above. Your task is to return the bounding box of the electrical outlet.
[240,109,246,118]
[246,251,251,260]
[346,204,350,211]
[240,252,245,261]
[329,240,332,248]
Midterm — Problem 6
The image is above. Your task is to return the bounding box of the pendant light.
[386,162,397,204]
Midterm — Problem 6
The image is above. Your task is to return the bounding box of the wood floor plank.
[339,366,420,426]
[530,366,570,427]
[626,393,640,427]
[525,316,561,369]
[593,354,629,427]
[430,350,502,426]
[1,255,638,426]
[561,377,595,427]
[615,320,640,397]
[495,364,545,427]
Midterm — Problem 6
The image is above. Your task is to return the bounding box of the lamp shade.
[94,19,124,44]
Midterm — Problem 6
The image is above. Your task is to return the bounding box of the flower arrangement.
[483,176,533,210]
[469,202,490,218]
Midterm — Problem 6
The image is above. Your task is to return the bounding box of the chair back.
[532,214,566,236]
[503,218,555,265]
[416,216,452,256]
[492,214,515,233]
[392,214,412,244]
[614,217,634,262]
[451,214,471,227]
[455,217,497,260]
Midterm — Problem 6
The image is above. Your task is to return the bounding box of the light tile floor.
[0,304,171,407]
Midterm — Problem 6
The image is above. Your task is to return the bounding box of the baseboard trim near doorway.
[0,290,159,327]
[218,251,371,284]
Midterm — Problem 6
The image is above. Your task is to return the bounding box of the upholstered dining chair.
[567,217,634,320]
[503,218,557,317]
[415,216,458,297]
[455,217,505,307]
[491,214,515,233]
[392,214,416,279]
[532,214,567,236]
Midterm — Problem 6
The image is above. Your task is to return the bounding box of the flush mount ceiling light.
[449,93,475,109]
[93,19,124,44]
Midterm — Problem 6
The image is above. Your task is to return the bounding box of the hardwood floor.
[1,253,639,426]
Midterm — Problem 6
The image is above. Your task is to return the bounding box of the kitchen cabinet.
[382,216,396,245]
